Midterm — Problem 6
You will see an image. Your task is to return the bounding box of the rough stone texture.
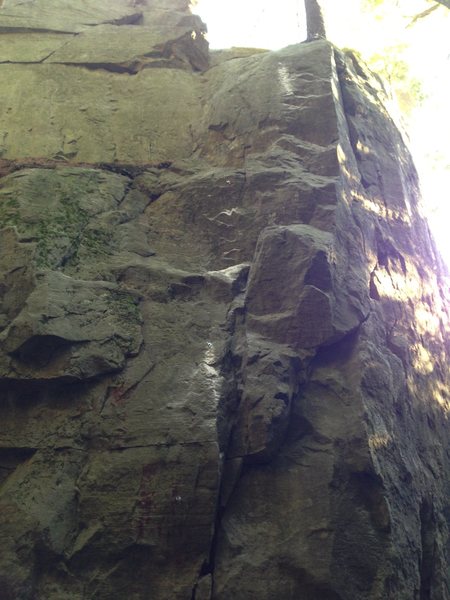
[0,2,449,600]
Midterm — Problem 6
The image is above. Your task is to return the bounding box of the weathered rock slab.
[0,65,202,162]
[0,2,448,600]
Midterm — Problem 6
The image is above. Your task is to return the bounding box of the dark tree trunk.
[304,0,327,41]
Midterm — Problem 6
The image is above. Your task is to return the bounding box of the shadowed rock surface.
[0,1,448,599]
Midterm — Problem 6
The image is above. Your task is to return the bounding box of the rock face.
[0,2,449,599]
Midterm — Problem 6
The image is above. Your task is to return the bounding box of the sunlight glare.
[192,0,305,49]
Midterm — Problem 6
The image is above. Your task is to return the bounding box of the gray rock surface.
[0,1,448,599]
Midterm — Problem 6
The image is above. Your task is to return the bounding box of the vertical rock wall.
[0,2,448,599]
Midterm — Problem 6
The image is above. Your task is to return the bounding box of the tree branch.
[408,3,440,26]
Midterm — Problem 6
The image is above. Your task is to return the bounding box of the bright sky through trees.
[192,0,450,268]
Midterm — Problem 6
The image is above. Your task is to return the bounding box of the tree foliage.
[368,45,425,115]
[362,0,449,23]
[354,0,449,117]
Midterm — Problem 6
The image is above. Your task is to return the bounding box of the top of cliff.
[0,0,194,31]
[0,0,209,70]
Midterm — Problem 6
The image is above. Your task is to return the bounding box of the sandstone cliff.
[0,1,448,599]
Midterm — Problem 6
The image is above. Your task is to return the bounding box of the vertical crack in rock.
[419,499,436,600]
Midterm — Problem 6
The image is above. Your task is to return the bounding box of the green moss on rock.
[107,289,142,326]
[0,167,128,269]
